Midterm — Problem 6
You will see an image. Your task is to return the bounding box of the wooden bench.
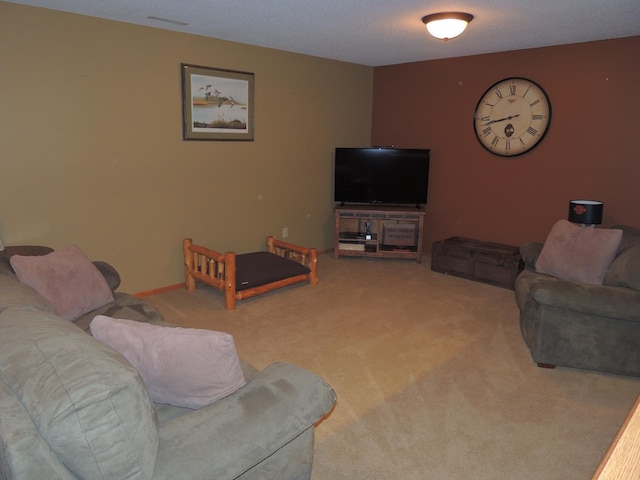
[183,236,318,310]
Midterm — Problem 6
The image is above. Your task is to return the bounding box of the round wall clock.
[473,77,551,157]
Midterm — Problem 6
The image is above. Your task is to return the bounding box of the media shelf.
[334,204,426,263]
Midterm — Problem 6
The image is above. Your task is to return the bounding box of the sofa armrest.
[93,261,121,291]
[153,362,336,480]
[530,275,640,321]
[520,242,543,269]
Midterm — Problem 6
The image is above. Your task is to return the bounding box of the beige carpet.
[146,254,640,480]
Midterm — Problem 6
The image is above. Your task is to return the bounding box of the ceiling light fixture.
[421,12,474,41]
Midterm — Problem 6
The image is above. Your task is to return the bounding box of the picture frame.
[181,63,255,141]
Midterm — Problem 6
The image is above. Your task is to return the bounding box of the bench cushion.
[236,252,310,291]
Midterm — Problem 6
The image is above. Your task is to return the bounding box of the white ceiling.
[6,0,640,66]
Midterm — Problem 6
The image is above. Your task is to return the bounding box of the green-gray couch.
[0,247,336,479]
[514,225,640,376]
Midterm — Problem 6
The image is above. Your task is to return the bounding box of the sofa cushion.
[0,310,158,479]
[91,316,246,409]
[535,220,622,285]
[75,292,168,333]
[604,244,640,291]
[10,245,114,321]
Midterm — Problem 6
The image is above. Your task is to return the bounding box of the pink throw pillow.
[10,245,114,321]
[90,316,246,408]
[535,220,622,285]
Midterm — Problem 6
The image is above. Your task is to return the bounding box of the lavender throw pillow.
[90,316,246,408]
[535,220,623,285]
[10,245,114,321]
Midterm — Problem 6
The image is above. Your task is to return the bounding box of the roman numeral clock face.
[474,77,551,157]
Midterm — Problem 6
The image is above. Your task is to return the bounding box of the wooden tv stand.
[334,204,426,263]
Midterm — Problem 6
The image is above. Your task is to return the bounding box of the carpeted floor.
[146,254,640,480]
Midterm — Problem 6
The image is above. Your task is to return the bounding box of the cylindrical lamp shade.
[568,200,603,225]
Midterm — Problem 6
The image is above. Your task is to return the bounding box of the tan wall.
[372,36,640,250]
[0,2,373,292]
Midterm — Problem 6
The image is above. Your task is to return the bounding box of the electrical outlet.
[282,227,288,238]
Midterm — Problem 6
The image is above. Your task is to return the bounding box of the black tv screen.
[334,148,430,206]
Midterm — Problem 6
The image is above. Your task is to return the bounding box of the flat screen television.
[334,147,430,207]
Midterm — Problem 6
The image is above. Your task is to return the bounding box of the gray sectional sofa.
[0,246,336,479]
[515,225,640,376]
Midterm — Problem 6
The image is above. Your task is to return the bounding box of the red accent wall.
[372,36,640,251]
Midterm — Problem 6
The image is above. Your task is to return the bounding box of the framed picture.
[181,63,255,141]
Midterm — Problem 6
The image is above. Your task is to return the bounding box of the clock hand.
[482,114,520,126]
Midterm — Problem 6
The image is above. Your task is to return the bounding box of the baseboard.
[133,283,184,298]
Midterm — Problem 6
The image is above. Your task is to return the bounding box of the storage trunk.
[431,237,523,290]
